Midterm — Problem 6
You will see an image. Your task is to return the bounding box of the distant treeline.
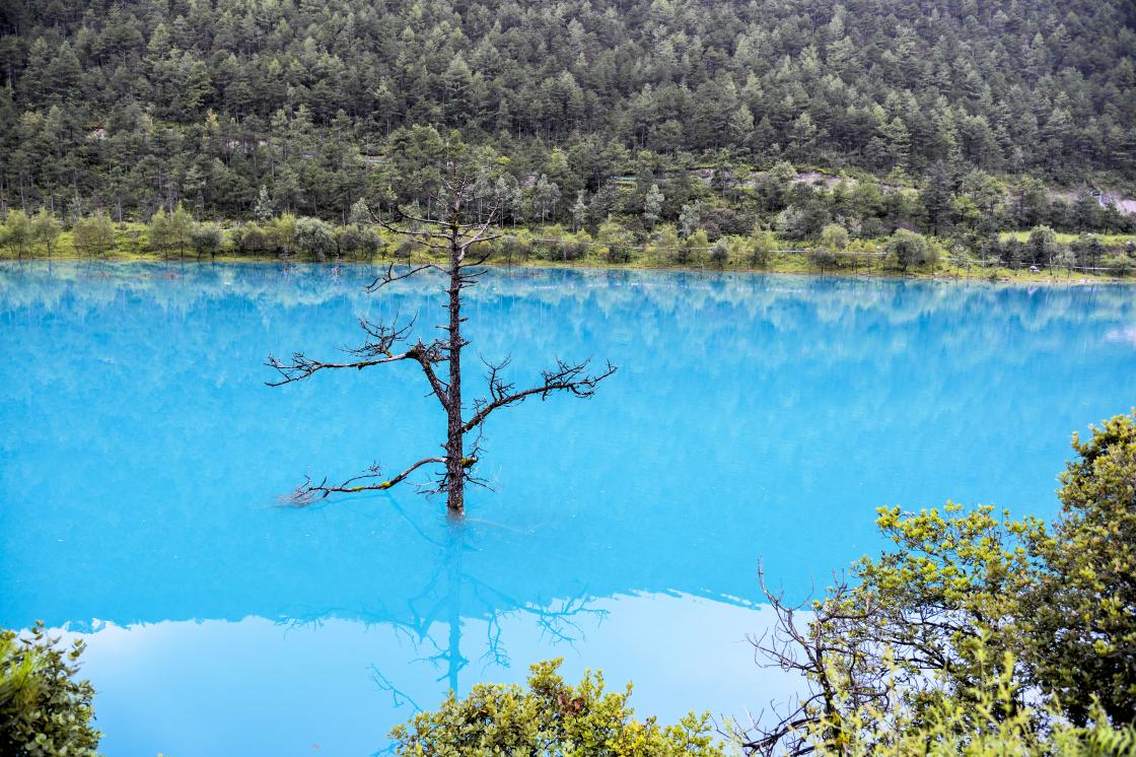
[4,201,1135,277]
[0,0,1134,222]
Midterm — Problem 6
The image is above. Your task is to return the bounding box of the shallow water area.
[1,261,1133,755]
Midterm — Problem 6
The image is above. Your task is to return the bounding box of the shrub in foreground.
[745,411,1136,754]
[1,623,100,756]
[390,658,723,756]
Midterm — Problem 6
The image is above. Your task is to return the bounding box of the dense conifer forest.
[1,0,1135,271]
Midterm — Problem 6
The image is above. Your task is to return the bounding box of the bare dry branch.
[365,261,441,292]
[463,359,617,433]
[282,457,445,506]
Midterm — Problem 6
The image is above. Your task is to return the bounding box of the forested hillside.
[1,0,1135,226]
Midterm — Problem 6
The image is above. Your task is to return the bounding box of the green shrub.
[886,228,937,271]
[749,228,776,268]
[31,209,62,255]
[335,225,381,258]
[265,213,297,256]
[1026,224,1061,267]
[294,216,337,258]
[1102,253,1135,276]
[391,658,722,756]
[190,222,223,257]
[148,204,193,255]
[747,412,1136,754]
[820,223,849,251]
[71,213,115,257]
[497,234,531,263]
[234,224,270,255]
[2,209,33,256]
[393,237,417,259]
[709,239,729,267]
[1,624,100,756]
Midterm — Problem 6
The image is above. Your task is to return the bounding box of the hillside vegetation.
[1,0,1134,223]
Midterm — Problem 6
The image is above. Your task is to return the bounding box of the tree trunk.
[445,228,465,515]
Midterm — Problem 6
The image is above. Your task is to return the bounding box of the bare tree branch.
[463,359,617,434]
[365,261,442,292]
[283,457,445,507]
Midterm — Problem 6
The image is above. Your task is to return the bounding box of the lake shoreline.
[2,251,1131,287]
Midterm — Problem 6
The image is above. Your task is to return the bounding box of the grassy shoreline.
[3,247,1130,285]
[4,221,1135,284]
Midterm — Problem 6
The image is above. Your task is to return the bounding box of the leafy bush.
[1102,253,1135,276]
[1,624,100,756]
[390,658,722,756]
[336,225,381,258]
[265,213,297,256]
[3,209,34,256]
[148,204,193,255]
[886,228,936,270]
[294,216,337,258]
[746,412,1136,753]
[795,648,1136,756]
[71,213,115,257]
[709,240,729,267]
[774,206,809,241]
[496,234,531,263]
[31,209,62,254]
[190,222,223,257]
[749,228,776,268]
[393,237,417,259]
[1026,225,1061,266]
[1027,413,1136,724]
[599,219,634,264]
[234,224,270,254]
[819,223,849,251]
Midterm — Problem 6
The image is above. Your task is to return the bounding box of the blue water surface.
[1,261,1134,755]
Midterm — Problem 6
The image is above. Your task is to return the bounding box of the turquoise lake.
[1,261,1134,755]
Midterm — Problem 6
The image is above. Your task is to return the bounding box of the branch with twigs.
[734,567,895,756]
[464,358,617,434]
[282,457,447,506]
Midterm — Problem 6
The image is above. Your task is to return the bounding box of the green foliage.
[752,413,1136,755]
[253,186,275,222]
[886,228,937,270]
[265,214,297,256]
[148,204,193,255]
[1,623,100,756]
[642,184,664,230]
[31,210,61,254]
[677,229,708,265]
[678,202,702,239]
[2,209,34,256]
[336,224,381,259]
[709,240,729,267]
[390,658,723,756]
[234,223,271,255]
[1026,413,1136,724]
[819,224,849,252]
[1027,225,1063,267]
[294,216,337,259]
[803,647,1136,756]
[190,222,223,257]
[749,228,777,268]
[1,0,1135,245]
[775,206,809,241]
[597,219,634,264]
[71,213,115,257]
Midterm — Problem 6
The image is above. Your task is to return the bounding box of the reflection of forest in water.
[2,262,1134,639]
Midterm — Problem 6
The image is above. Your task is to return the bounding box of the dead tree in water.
[265,163,615,516]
